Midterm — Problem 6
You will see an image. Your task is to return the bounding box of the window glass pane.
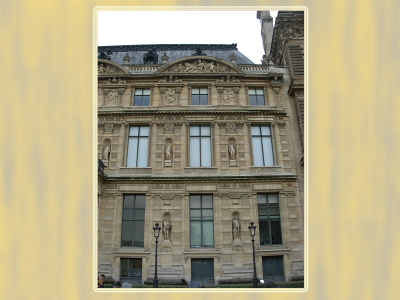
[248,88,256,95]
[258,206,269,217]
[142,95,150,106]
[135,89,143,95]
[192,88,199,94]
[200,126,210,136]
[123,209,134,220]
[256,89,264,95]
[259,220,270,245]
[136,137,148,167]
[134,96,142,106]
[202,259,214,279]
[134,221,144,246]
[257,194,267,204]
[251,126,261,136]
[257,96,265,105]
[200,137,211,167]
[200,88,208,94]
[124,196,135,208]
[249,95,257,106]
[202,221,214,246]
[129,126,139,136]
[190,221,201,246]
[191,95,200,105]
[268,194,279,204]
[190,210,201,220]
[143,89,150,95]
[134,209,145,220]
[121,221,133,246]
[190,126,200,136]
[268,207,280,217]
[191,259,202,279]
[190,195,201,208]
[126,137,138,167]
[190,137,200,167]
[262,137,274,166]
[270,221,282,244]
[200,94,208,105]
[202,209,213,219]
[139,126,149,136]
[252,137,263,166]
[202,195,213,208]
[135,196,145,209]
[261,126,271,135]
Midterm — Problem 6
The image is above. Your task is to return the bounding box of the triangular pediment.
[98,59,129,75]
[157,56,243,75]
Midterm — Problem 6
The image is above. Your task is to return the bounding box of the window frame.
[133,88,151,106]
[189,194,214,248]
[191,87,209,105]
[120,258,143,285]
[121,194,146,247]
[248,87,266,106]
[257,193,282,245]
[126,125,149,168]
[251,125,275,167]
[189,125,212,167]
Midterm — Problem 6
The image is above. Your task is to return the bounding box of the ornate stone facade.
[98,42,304,286]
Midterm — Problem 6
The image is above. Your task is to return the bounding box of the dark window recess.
[121,195,145,247]
[262,256,285,282]
[191,258,214,286]
[258,193,282,245]
[120,258,142,285]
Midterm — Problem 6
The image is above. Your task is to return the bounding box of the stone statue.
[108,91,119,105]
[166,89,175,103]
[165,145,172,160]
[228,144,236,160]
[232,215,240,239]
[163,220,172,240]
[102,145,110,161]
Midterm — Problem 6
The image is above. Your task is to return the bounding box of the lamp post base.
[252,277,258,288]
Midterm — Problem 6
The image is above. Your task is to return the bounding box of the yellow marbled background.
[1,0,399,299]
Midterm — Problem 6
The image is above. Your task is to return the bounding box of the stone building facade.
[97,42,304,285]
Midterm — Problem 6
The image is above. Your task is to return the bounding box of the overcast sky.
[98,10,277,64]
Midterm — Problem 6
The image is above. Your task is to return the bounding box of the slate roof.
[98,44,255,65]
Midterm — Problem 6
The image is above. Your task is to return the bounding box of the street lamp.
[248,221,258,288]
[153,222,161,288]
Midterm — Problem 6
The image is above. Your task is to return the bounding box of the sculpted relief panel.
[163,59,235,74]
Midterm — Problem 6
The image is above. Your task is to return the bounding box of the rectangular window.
[191,88,208,105]
[120,258,142,285]
[251,125,274,166]
[134,88,150,106]
[126,126,149,167]
[190,195,214,247]
[191,258,214,286]
[121,195,145,247]
[262,256,285,282]
[249,88,265,105]
[190,126,211,167]
[258,194,282,245]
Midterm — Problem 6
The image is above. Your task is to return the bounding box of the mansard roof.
[98,44,255,65]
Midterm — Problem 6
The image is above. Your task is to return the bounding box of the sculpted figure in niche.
[163,220,172,240]
[228,144,236,160]
[102,144,111,161]
[165,144,172,160]
[98,64,105,74]
[232,215,240,239]
[166,89,175,103]
[223,89,235,104]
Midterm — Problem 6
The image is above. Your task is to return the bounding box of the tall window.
[134,89,150,106]
[258,194,282,245]
[190,195,214,247]
[262,256,285,282]
[121,195,145,247]
[248,88,265,105]
[126,126,149,167]
[190,126,211,167]
[191,88,208,105]
[251,125,274,166]
[120,258,142,285]
[191,258,214,286]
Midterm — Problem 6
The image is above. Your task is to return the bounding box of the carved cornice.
[98,59,130,75]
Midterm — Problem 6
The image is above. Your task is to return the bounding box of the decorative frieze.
[152,184,184,190]
[217,122,244,133]
[103,89,125,106]
[163,59,234,73]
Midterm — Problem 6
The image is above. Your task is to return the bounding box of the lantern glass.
[153,223,161,238]
[248,222,256,237]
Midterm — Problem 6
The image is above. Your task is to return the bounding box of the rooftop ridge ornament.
[143,48,158,64]
[161,52,169,63]
[192,47,206,56]
[123,53,131,63]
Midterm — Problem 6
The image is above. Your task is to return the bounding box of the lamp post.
[153,222,161,288]
[248,221,258,288]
